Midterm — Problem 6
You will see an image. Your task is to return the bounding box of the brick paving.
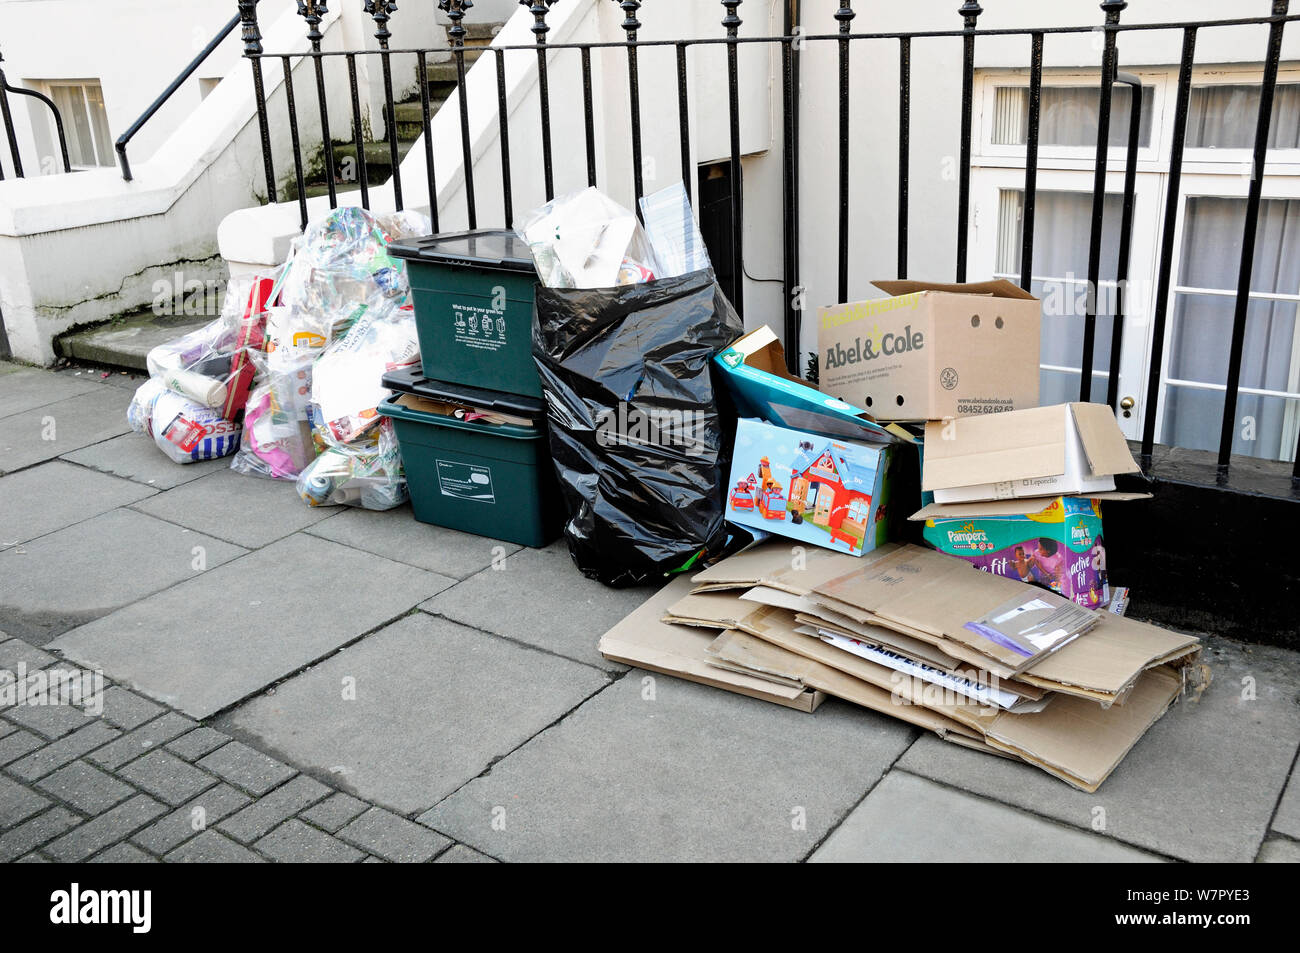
[2,361,1299,862]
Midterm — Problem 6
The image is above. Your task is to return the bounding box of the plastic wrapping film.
[532,269,743,587]
[516,186,661,289]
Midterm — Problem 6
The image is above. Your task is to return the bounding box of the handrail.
[115,11,242,181]
[0,54,71,178]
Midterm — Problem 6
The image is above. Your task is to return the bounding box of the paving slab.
[129,468,337,549]
[420,545,656,671]
[0,461,155,547]
[35,761,134,815]
[118,750,219,806]
[195,742,295,796]
[0,807,81,863]
[255,818,363,863]
[299,792,369,833]
[0,639,56,672]
[0,388,133,473]
[0,773,51,828]
[165,829,265,863]
[0,508,246,644]
[221,613,609,815]
[811,772,1163,863]
[435,843,497,863]
[419,675,917,863]
[62,433,232,490]
[217,775,330,843]
[130,783,252,855]
[51,534,451,719]
[1256,838,1300,862]
[0,365,100,419]
[336,806,450,863]
[306,504,522,578]
[895,639,1300,863]
[43,794,168,862]
[89,843,158,863]
[1271,762,1300,841]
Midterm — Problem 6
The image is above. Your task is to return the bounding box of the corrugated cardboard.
[812,544,1200,700]
[819,279,1040,422]
[689,539,893,595]
[597,576,823,712]
[736,603,1185,791]
[923,403,1141,503]
[705,628,988,744]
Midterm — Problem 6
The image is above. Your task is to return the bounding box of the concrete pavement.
[3,360,1299,862]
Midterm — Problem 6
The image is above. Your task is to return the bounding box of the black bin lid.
[388,228,536,274]
[382,367,547,423]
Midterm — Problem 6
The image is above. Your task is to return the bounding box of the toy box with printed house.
[726,418,897,557]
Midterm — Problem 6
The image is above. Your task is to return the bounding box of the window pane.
[1160,388,1297,462]
[997,189,1124,401]
[1162,196,1300,462]
[1187,84,1300,149]
[992,84,1154,147]
[49,85,95,167]
[82,83,113,167]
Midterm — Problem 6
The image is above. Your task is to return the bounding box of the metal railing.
[0,49,71,178]
[116,11,243,181]
[235,0,1300,490]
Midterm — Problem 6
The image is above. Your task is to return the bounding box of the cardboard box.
[923,402,1141,504]
[813,544,1201,695]
[715,325,905,444]
[726,418,896,557]
[916,496,1118,609]
[597,575,822,712]
[818,279,1041,422]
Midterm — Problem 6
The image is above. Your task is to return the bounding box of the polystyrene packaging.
[127,378,242,463]
[295,417,407,510]
[516,187,661,289]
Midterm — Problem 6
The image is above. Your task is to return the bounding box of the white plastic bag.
[517,187,661,289]
[127,378,242,464]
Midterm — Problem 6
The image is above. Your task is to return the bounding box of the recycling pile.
[127,206,428,510]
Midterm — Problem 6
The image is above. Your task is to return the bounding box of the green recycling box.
[379,393,562,548]
[389,229,542,398]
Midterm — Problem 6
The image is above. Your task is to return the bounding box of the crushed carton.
[725,418,898,557]
[923,402,1142,504]
[819,279,1041,421]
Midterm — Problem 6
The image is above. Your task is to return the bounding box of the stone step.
[57,308,222,372]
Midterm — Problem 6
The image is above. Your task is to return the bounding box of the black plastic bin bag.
[532,270,743,587]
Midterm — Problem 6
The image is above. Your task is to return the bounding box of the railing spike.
[612,0,641,40]
[238,0,263,56]
[722,0,743,34]
[296,1,329,52]
[439,0,475,47]
[520,1,558,43]
[364,1,398,50]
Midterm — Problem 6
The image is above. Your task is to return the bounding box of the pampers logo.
[50,884,151,934]
[1071,525,1093,547]
[945,522,990,550]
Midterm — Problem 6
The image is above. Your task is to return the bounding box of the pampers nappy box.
[914,496,1119,608]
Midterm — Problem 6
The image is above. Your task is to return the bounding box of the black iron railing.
[115,12,243,181]
[0,49,71,178]
[235,0,1300,489]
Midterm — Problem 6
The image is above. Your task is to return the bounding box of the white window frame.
[28,78,113,171]
[970,64,1300,462]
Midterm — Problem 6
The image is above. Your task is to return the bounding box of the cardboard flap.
[922,406,1068,491]
[1070,403,1141,477]
[909,491,1152,521]
[872,278,1038,301]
